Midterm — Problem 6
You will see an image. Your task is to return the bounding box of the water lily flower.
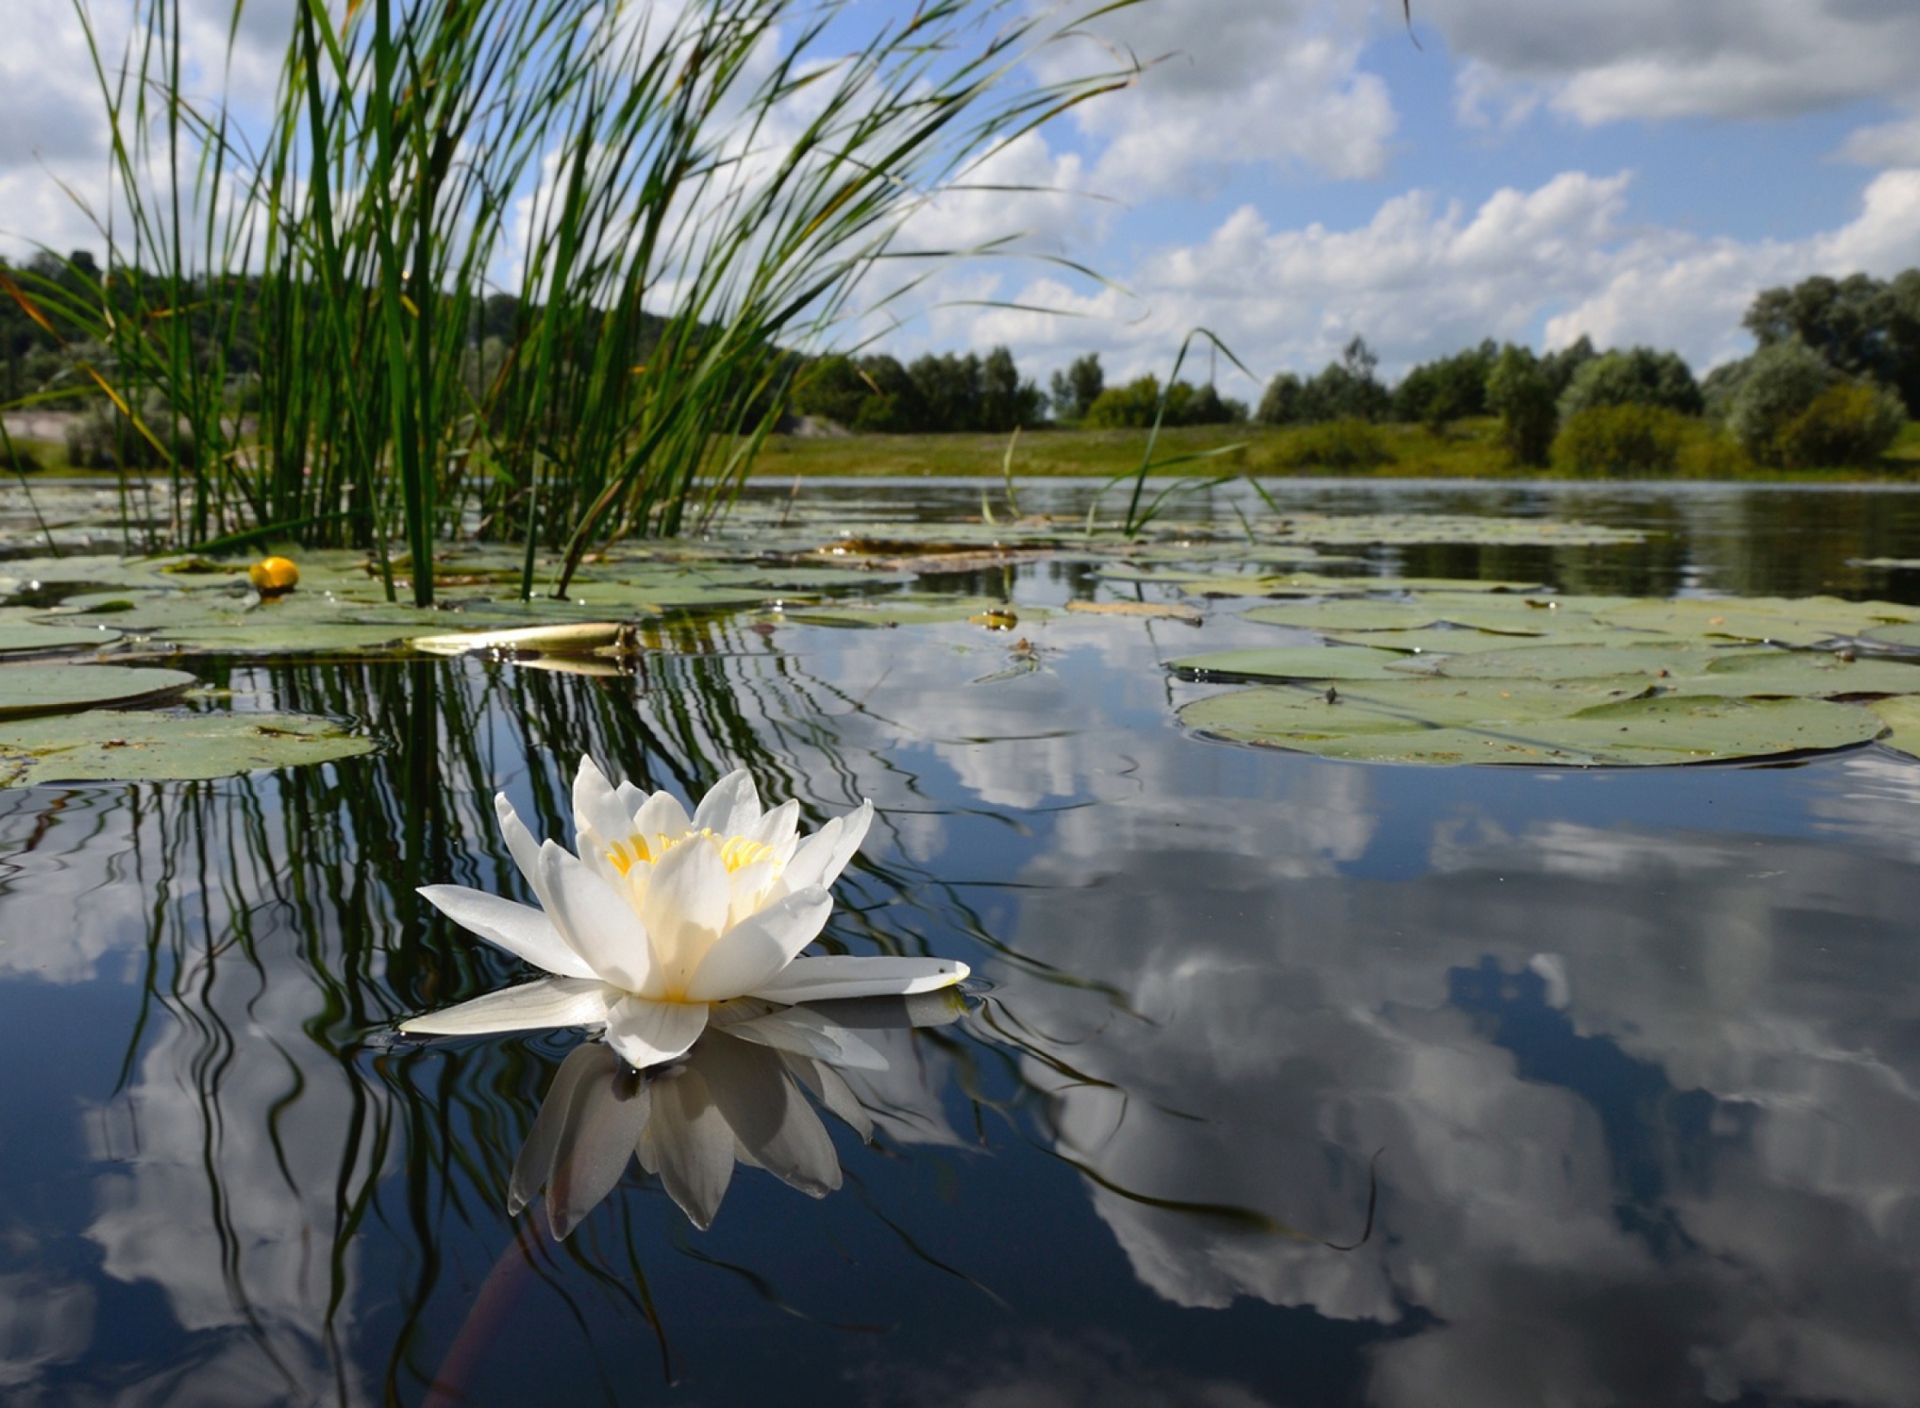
[400,757,969,1069]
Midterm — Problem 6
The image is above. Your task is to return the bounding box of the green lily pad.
[1859,623,1920,651]
[1168,647,1413,681]
[772,596,1026,628]
[1319,626,1651,654]
[0,711,373,785]
[1673,651,1920,698]
[0,623,123,653]
[0,665,199,719]
[1593,596,1919,647]
[1240,600,1463,633]
[1261,513,1645,547]
[1181,684,1882,766]
[152,623,421,655]
[1404,641,1726,680]
[1866,695,1920,759]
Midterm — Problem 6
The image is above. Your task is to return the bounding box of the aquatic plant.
[402,757,969,1066]
[17,0,1140,604]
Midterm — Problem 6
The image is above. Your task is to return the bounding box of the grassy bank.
[751,417,1920,480]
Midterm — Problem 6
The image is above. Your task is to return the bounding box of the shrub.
[1726,340,1839,464]
[1558,347,1703,420]
[1277,418,1395,470]
[1774,382,1906,468]
[1553,403,1687,477]
[1084,376,1244,429]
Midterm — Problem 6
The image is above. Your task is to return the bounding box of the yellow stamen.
[606,828,773,878]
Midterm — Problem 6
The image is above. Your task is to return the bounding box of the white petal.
[749,799,800,853]
[539,842,654,992]
[573,757,635,856]
[747,955,969,1004]
[639,834,730,992]
[604,995,709,1069]
[683,887,833,1002]
[495,793,549,903]
[783,802,871,892]
[400,976,614,1035]
[416,884,598,980]
[633,788,691,841]
[692,768,762,838]
[645,1066,734,1229]
[726,1005,887,1070]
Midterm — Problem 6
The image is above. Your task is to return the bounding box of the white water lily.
[400,757,969,1069]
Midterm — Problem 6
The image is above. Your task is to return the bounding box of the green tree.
[1392,338,1496,430]
[1049,353,1104,423]
[1558,346,1703,419]
[1256,371,1305,425]
[1485,345,1557,467]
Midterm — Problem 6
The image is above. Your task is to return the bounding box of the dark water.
[4,480,1920,1407]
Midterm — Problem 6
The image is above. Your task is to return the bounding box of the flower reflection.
[515,990,966,1233]
[401,757,969,1069]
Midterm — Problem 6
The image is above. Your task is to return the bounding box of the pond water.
[4,477,1920,1406]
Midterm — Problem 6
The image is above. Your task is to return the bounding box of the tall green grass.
[15,0,1137,603]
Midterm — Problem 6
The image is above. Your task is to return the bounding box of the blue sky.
[7,0,1920,391]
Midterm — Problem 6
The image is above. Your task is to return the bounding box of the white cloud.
[943,164,1920,383]
[1035,0,1397,193]
[1424,0,1920,125]
[1838,114,1920,168]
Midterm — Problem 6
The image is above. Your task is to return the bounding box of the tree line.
[10,248,1916,471]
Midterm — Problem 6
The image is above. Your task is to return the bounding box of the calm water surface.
[3,479,1920,1406]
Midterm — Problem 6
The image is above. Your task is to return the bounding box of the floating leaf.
[1404,641,1725,680]
[772,596,1022,628]
[1181,684,1882,766]
[1593,596,1919,647]
[1260,513,1645,547]
[0,665,199,719]
[1860,623,1920,651]
[150,623,420,655]
[0,623,123,653]
[0,711,373,785]
[1866,695,1920,759]
[1674,650,1920,698]
[1169,647,1413,681]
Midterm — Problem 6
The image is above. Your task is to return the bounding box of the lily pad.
[151,623,421,655]
[1593,596,1919,647]
[1181,684,1882,766]
[1673,651,1920,698]
[0,623,123,653]
[1859,623,1920,651]
[1866,695,1920,759]
[1261,513,1645,547]
[0,665,199,719]
[1403,641,1726,681]
[0,711,373,785]
[1168,647,1412,682]
[772,596,1025,628]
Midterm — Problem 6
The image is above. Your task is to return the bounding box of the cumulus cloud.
[950,164,1920,382]
[1423,0,1920,125]
[1033,0,1397,193]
